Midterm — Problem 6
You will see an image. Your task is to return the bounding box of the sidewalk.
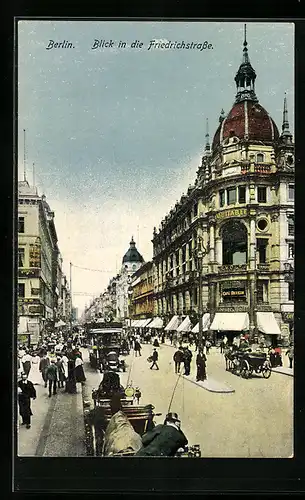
[161,340,234,393]
[17,382,86,457]
[271,366,294,377]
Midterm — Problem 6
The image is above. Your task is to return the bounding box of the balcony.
[241,163,272,175]
[218,264,247,274]
[257,263,270,271]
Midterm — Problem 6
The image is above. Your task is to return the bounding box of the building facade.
[18,181,67,344]
[116,237,144,320]
[152,34,294,346]
[130,261,154,320]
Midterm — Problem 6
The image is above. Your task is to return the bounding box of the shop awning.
[131,319,141,327]
[18,316,28,334]
[164,315,181,331]
[191,313,211,333]
[257,312,282,335]
[148,317,164,329]
[55,320,66,327]
[210,312,249,331]
[177,316,192,332]
[142,318,153,327]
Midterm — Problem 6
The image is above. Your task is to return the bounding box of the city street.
[82,341,293,458]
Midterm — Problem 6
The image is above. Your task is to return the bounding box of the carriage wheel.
[262,361,272,379]
[241,360,251,379]
[232,359,241,376]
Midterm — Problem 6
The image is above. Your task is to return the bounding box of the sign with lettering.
[28,305,44,315]
[19,298,41,304]
[29,244,41,268]
[222,288,246,297]
[216,208,247,220]
[19,268,40,278]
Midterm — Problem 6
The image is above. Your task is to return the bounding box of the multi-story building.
[116,237,144,321]
[18,181,57,344]
[130,261,154,320]
[152,33,294,346]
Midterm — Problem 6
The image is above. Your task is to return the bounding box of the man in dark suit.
[18,373,36,428]
[134,412,188,457]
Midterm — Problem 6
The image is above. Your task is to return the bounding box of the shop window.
[238,186,246,203]
[257,238,268,264]
[257,186,267,203]
[288,216,294,236]
[219,190,225,207]
[256,153,264,163]
[18,216,25,233]
[18,283,25,298]
[222,220,247,265]
[288,184,294,200]
[288,283,294,301]
[257,281,268,303]
[227,188,236,205]
[18,248,25,267]
[288,243,294,259]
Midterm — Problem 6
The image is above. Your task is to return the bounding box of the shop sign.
[282,312,294,322]
[19,268,40,278]
[29,244,41,268]
[28,305,44,315]
[19,298,41,304]
[216,208,247,220]
[222,288,246,297]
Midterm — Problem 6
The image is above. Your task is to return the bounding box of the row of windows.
[218,184,294,208]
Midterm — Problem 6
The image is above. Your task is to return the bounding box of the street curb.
[182,375,235,393]
[271,368,294,377]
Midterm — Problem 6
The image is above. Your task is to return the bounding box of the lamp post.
[127,286,133,335]
[196,236,207,352]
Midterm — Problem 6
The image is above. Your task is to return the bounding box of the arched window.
[256,153,264,163]
[221,221,248,265]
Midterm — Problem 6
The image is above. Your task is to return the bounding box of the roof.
[212,100,279,151]
[122,237,144,264]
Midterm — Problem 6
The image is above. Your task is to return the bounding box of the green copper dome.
[122,237,144,264]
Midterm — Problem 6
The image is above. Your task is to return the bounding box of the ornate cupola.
[122,236,144,264]
[234,24,258,104]
[212,24,279,152]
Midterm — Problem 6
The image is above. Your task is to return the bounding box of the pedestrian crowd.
[17,333,86,429]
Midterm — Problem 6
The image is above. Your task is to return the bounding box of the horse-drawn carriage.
[225,348,271,379]
[84,372,201,458]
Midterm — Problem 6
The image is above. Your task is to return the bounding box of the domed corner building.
[116,237,145,321]
[152,28,294,348]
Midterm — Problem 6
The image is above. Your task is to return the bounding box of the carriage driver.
[134,412,188,457]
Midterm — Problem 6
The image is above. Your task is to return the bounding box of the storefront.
[210,312,249,344]
[256,311,282,348]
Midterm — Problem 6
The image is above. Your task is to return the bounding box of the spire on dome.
[130,235,135,246]
[234,24,258,104]
[219,109,225,123]
[205,118,210,153]
[282,93,291,135]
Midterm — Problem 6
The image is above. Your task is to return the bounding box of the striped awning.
[164,315,181,331]
[177,316,192,332]
[148,317,164,329]
[192,313,211,333]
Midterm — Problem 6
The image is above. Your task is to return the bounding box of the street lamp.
[195,236,207,352]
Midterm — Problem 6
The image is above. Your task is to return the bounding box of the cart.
[225,348,271,379]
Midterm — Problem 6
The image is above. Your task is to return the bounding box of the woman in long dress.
[74,355,86,383]
[27,352,41,385]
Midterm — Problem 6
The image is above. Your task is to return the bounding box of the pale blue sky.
[18,20,294,312]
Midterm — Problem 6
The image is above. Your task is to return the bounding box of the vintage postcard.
[15,19,294,470]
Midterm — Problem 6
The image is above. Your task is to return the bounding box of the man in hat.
[45,359,58,397]
[18,373,36,428]
[173,347,184,374]
[150,348,159,370]
[134,412,188,456]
